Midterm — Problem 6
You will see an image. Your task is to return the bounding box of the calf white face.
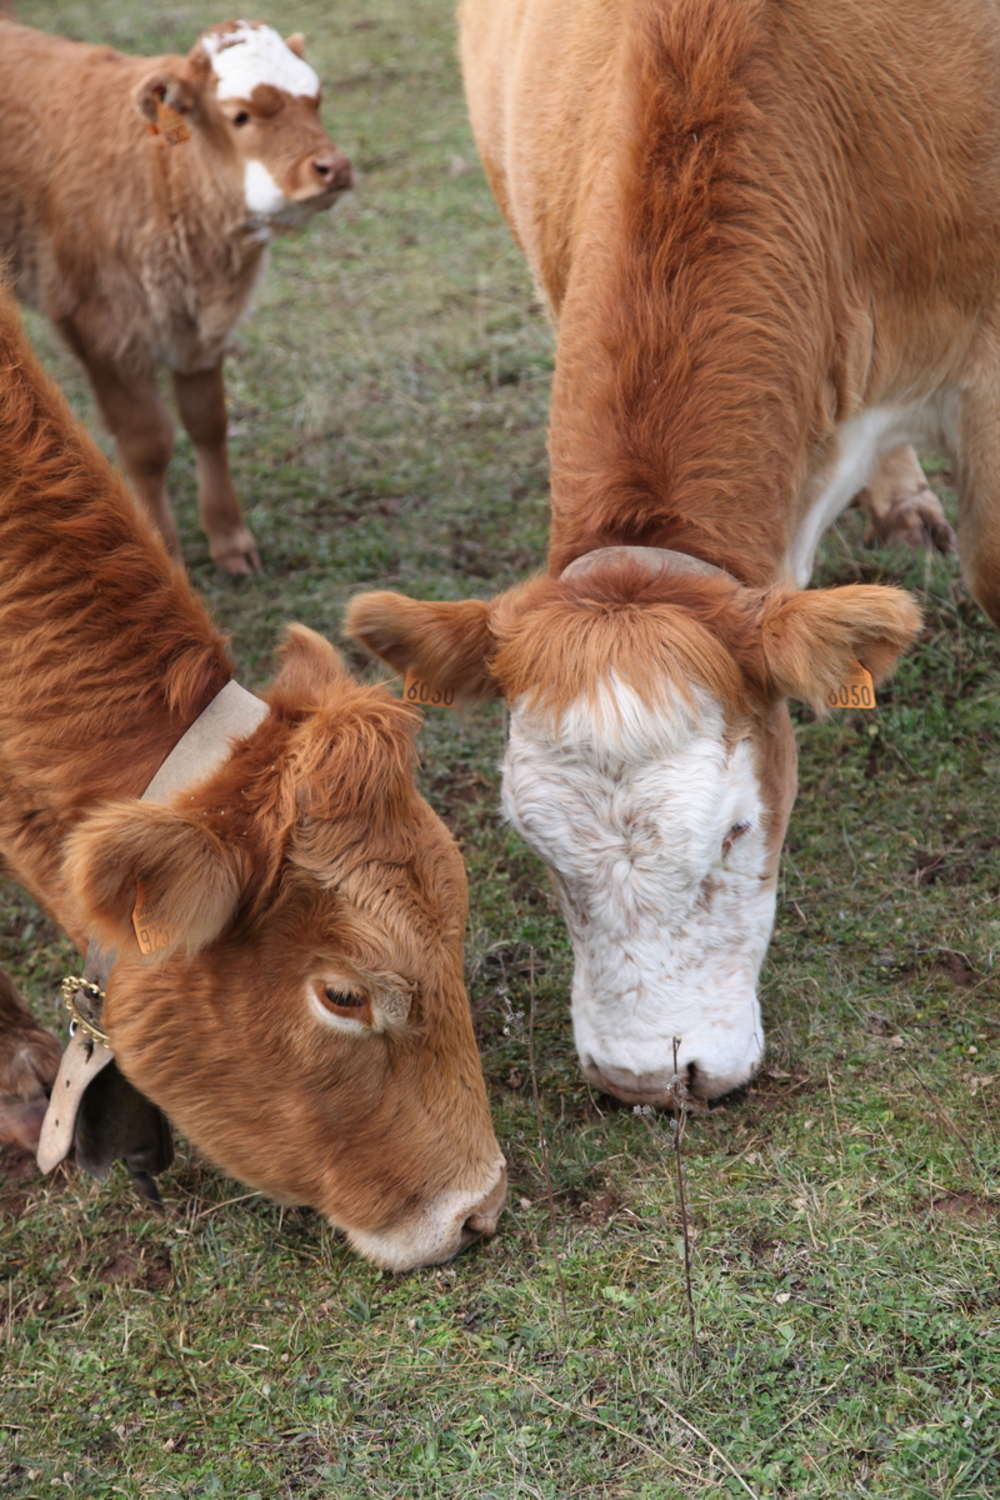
[199,23,352,227]
[502,677,776,1102]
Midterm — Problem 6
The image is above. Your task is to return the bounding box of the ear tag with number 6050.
[826,660,876,710]
[403,669,458,710]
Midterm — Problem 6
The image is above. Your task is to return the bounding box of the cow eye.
[314,982,372,1025]
[232,110,251,127]
[722,820,751,855]
[322,985,366,1010]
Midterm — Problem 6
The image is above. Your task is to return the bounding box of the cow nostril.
[313,153,353,191]
[456,1168,507,1250]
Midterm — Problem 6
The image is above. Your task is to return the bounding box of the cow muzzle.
[345,1157,507,1272]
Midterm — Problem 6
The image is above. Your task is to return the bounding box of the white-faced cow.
[343,0,1000,1109]
[0,288,505,1268]
[0,18,352,574]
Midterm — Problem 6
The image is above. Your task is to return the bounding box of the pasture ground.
[2,1,998,1495]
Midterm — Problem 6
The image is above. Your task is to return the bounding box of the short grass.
[2,2,999,1497]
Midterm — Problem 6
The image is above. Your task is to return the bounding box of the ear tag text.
[149,98,191,146]
[403,669,458,710]
[132,879,176,955]
[827,660,876,710]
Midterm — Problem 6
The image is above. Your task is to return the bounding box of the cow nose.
[457,1166,507,1250]
[313,150,353,192]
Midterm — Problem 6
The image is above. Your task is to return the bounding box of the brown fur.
[0,18,351,575]
[348,567,920,724]
[458,0,1000,611]
[0,287,502,1259]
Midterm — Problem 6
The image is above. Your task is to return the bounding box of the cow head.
[62,627,505,1270]
[347,563,920,1107]
[133,22,352,229]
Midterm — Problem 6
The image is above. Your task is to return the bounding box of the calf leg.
[83,354,181,560]
[0,969,61,1153]
[855,445,956,554]
[171,361,260,576]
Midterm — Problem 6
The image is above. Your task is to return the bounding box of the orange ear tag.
[132,879,176,956]
[152,98,191,147]
[402,668,458,710]
[826,660,876,710]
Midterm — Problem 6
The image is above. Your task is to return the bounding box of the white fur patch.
[346,1159,507,1271]
[203,22,320,101]
[786,398,957,585]
[243,159,288,216]
[501,678,775,1100]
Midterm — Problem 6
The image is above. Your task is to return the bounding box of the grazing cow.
[343,0,1000,1110]
[0,287,505,1269]
[0,18,353,575]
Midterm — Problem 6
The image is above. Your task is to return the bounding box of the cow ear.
[267,624,349,709]
[133,68,200,126]
[284,32,307,59]
[346,591,499,703]
[757,584,922,713]
[64,803,246,963]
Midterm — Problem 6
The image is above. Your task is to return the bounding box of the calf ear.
[133,68,199,127]
[284,33,307,59]
[64,803,246,963]
[758,584,922,713]
[346,591,499,703]
[267,624,349,710]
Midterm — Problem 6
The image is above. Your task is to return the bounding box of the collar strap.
[560,544,733,583]
[37,680,270,1181]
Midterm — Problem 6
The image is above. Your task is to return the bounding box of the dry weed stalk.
[672,1036,698,1351]
[527,950,569,1323]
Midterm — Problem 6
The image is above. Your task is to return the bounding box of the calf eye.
[722,820,751,855]
[232,110,251,127]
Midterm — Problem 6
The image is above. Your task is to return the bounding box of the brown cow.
[344,0,1000,1108]
[0,18,352,574]
[0,286,505,1268]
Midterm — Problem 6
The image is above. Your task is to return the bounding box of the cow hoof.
[212,533,262,576]
[862,483,956,555]
[0,1023,62,1151]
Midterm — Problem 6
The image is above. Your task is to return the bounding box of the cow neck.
[36,679,270,1188]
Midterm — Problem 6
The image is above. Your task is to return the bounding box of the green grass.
[2,2,999,1496]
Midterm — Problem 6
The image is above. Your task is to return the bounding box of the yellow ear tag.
[826,660,876,710]
[402,668,458,710]
[151,97,191,147]
[132,879,176,955]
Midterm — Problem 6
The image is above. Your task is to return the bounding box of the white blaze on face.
[501,676,774,1102]
[203,22,320,101]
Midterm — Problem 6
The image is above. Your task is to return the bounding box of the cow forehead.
[202,22,320,101]
[507,674,729,767]
[503,679,772,883]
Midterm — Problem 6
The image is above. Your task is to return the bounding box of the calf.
[0,18,352,574]
[345,0,1000,1107]
[0,286,504,1268]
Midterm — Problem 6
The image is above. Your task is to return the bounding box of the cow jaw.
[501,678,775,1103]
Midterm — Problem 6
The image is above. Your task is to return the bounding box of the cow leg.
[855,445,956,554]
[0,968,61,1153]
[171,362,261,576]
[82,355,182,560]
[955,390,1000,630]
